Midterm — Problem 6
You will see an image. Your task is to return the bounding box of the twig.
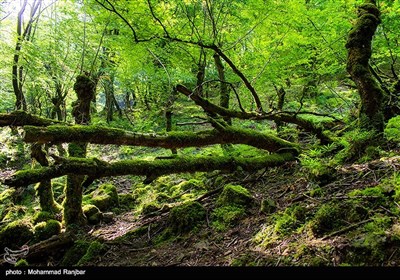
[196,186,224,202]
[176,121,209,126]
[321,219,372,240]
[128,247,152,252]
[387,248,398,263]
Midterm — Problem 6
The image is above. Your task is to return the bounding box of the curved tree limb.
[176,84,333,144]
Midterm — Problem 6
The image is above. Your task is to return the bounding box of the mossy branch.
[23,125,299,154]
[176,85,332,144]
[3,153,295,188]
[0,111,63,127]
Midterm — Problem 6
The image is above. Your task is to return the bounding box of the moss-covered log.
[176,85,332,144]
[23,125,299,155]
[0,111,62,127]
[3,153,295,188]
[345,0,385,131]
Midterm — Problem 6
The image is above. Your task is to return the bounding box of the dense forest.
[0,0,400,269]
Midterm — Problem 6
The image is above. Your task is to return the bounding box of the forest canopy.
[0,0,400,268]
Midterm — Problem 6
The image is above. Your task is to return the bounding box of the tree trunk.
[345,0,385,132]
[64,74,96,229]
[31,143,62,213]
[274,85,286,132]
[12,0,28,111]
[213,53,231,125]
[103,73,115,123]
[12,0,41,111]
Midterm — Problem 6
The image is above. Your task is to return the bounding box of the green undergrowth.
[253,166,400,266]
[61,239,108,266]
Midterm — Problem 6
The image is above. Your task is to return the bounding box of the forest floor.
[80,154,400,267]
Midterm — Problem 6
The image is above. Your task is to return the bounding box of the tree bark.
[345,0,385,131]
[3,153,295,188]
[23,124,299,154]
[64,74,96,229]
[31,143,62,213]
[0,111,62,127]
[12,0,42,111]
[213,53,231,125]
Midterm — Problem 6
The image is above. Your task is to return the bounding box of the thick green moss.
[77,241,105,266]
[268,205,308,236]
[309,203,341,236]
[169,201,206,234]
[34,219,62,241]
[33,211,55,224]
[118,193,136,210]
[0,189,15,203]
[35,181,62,214]
[86,183,119,211]
[82,204,102,225]
[211,205,246,231]
[15,259,29,267]
[309,201,366,236]
[174,179,205,192]
[68,142,87,157]
[60,240,90,266]
[2,205,27,222]
[156,192,172,203]
[217,184,253,208]
[0,220,34,249]
[142,202,161,216]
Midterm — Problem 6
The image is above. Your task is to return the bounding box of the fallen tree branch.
[321,219,373,240]
[0,232,75,265]
[3,153,296,188]
[23,124,300,154]
[0,111,63,127]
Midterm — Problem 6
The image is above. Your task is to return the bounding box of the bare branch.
[146,0,170,37]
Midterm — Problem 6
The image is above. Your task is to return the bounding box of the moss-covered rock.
[0,220,34,249]
[156,192,171,203]
[60,240,90,266]
[82,204,102,225]
[309,200,366,237]
[142,202,161,216]
[309,202,342,236]
[77,241,106,266]
[169,201,206,234]
[217,184,253,208]
[33,211,55,224]
[34,220,62,241]
[118,193,136,210]
[174,179,205,192]
[211,205,246,231]
[260,198,277,214]
[86,183,119,211]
